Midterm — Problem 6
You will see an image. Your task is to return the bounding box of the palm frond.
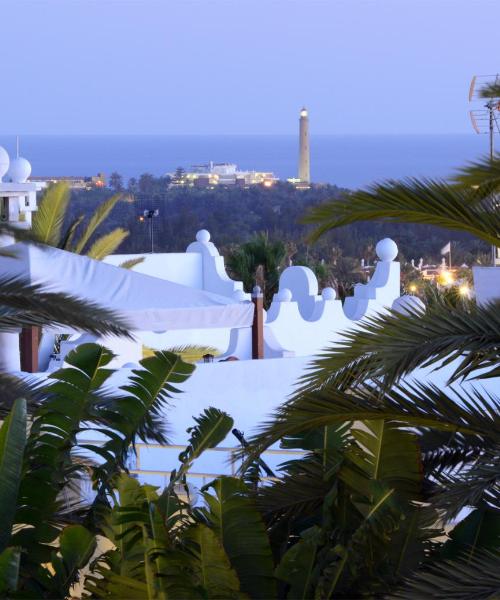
[86,228,129,260]
[297,299,500,395]
[390,549,500,599]
[32,182,70,246]
[431,446,500,520]
[418,429,488,475]
[0,276,130,337]
[58,215,84,250]
[479,81,500,99]
[303,177,500,247]
[243,382,500,462]
[119,257,145,270]
[0,373,45,418]
[453,153,500,189]
[73,194,122,254]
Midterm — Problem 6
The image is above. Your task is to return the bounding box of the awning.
[0,243,254,331]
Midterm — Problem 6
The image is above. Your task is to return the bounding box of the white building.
[1,144,499,491]
[0,146,43,229]
[170,161,277,188]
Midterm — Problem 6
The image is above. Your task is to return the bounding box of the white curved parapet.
[186,230,250,299]
[343,238,400,320]
[263,238,401,357]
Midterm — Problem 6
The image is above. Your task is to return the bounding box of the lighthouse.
[298,107,310,183]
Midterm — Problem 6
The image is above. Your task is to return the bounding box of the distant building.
[168,162,277,188]
[29,172,106,190]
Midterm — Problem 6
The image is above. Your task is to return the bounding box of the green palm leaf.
[86,228,129,260]
[165,407,233,489]
[431,446,500,520]
[244,382,500,461]
[390,549,500,599]
[0,276,130,337]
[200,476,276,599]
[73,194,122,254]
[453,154,500,189]
[114,350,196,449]
[48,525,96,596]
[59,215,84,250]
[0,547,20,594]
[32,182,70,246]
[0,399,27,553]
[185,524,244,598]
[303,176,500,247]
[119,257,145,270]
[297,299,500,395]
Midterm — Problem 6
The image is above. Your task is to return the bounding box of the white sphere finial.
[196,229,211,243]
[0,147,10,181]
[277,288,292,302]
[322,287,336,300]
[376,238,398,262]
[7,156,32,183]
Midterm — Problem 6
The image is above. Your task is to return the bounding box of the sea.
[0,134,490,189]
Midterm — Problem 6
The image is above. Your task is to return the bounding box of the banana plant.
[0,343,194,598]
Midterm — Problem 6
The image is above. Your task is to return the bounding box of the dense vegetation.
[1,155,498,597]
[67,177,489,267]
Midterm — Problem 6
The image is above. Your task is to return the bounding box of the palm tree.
[32,181,128,259]
[227,232,286,306]
[242,155,500,597]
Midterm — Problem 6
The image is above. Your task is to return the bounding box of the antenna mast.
[469,74,500,265]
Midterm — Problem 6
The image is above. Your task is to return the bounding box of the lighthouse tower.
[298,107,310,183]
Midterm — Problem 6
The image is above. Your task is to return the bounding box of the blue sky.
[2,0,498,134]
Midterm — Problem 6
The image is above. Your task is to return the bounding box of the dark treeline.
[66,174,489,266]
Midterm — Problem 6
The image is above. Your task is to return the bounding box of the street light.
[139,209,159,253]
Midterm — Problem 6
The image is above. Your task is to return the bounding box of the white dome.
[392,295,425,316]
[322,287,336,300]
[277,288,292,302]
[196,229,211,243]
[6,156,31,183]
[0,147,10,181]
[376,238,398,262]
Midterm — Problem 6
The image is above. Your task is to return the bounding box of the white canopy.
[0,243,254,331]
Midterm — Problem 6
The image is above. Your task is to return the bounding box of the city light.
[459,284,470,297]
[438,270,454,286]
[409,284,417,293]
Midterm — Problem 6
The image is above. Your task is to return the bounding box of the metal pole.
[150,215,154,253]
[489,103,497,266]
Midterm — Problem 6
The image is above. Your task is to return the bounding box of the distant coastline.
[0,133,488,189]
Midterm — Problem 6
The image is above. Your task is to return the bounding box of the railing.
[81,439,304,489]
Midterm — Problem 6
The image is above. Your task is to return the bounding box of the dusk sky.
[2,0,499,135]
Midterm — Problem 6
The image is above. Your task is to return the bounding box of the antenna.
[469,74,500,265]
[469,74,500,159]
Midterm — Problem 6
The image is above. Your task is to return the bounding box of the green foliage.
[119,256,145,270]
[32,184,127,259]
[32,181,71,246]
[73,194,122,254]
[227,232,286,305]
[390,549,500,599]
[303,162,500,248]
[185,524,243,599]
[0,398,26,553]
[295,298,500,396]
[200,477,276,599]
[0,547,20,596]
[86,227,129,260]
